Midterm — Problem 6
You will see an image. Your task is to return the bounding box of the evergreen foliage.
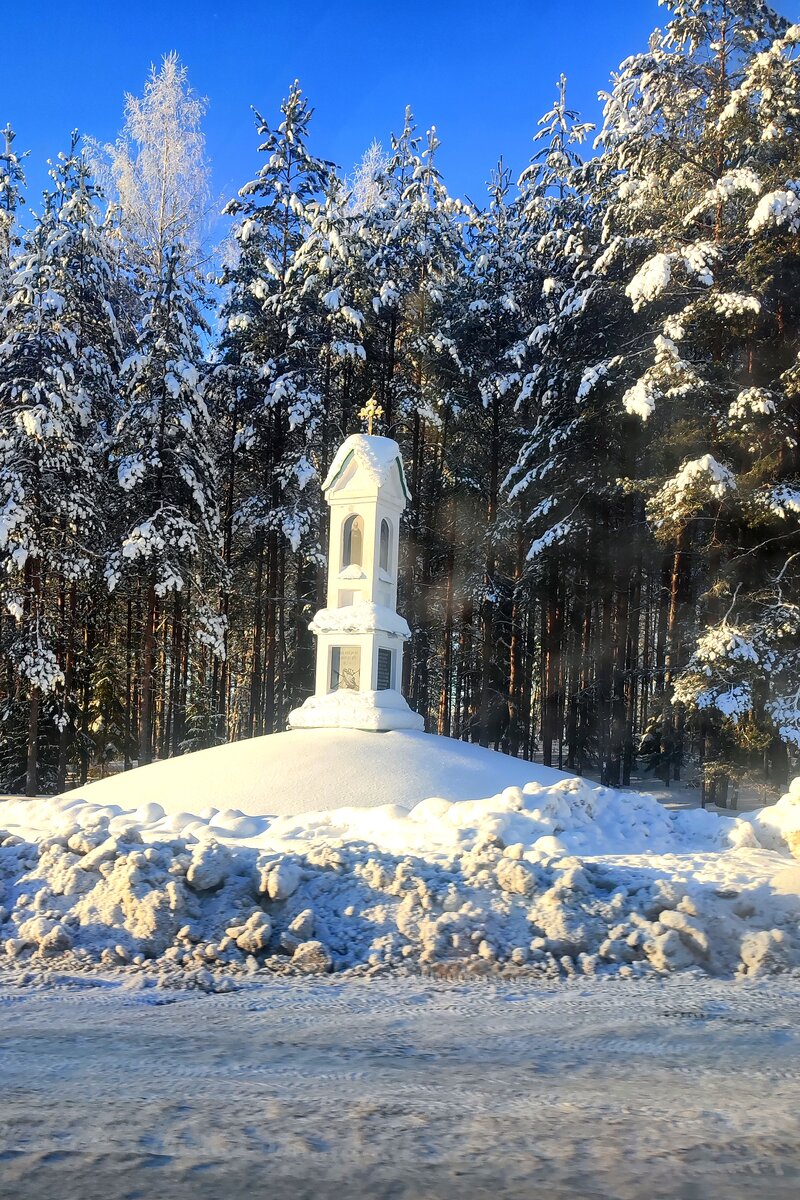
[0,13,797,800]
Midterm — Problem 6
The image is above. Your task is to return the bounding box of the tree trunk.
[661,525,691,785]
[56,582,78,793]
[139,581,157,766]
[26,688,38,797]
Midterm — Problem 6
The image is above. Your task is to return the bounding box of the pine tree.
[505,78,618,773]
[219,81,335,733]
[377,112,464,720]
[597,0,798,785]
[0,137,120,792]
[107,248,221,764]
[0,124,27,295]
[459,162,535,747]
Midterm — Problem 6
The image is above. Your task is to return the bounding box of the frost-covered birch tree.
[101,52,211,279]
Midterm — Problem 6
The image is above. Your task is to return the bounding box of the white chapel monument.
[62,428,555,817]
[288,432,425,733]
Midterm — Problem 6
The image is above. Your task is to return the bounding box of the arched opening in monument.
[342,514,364,569]
[379,518,391,575]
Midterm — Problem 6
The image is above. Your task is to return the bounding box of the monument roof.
[322,434,411,500]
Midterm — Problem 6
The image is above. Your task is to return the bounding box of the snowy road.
[1,976,799,1200]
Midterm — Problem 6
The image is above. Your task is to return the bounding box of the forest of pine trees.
[1,2,799,801]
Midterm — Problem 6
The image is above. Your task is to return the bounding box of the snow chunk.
[292,940,333,974]
[669,454,736,500]
[750,781,800,859]
[626,253,673,310]
[749,184,800,235]
[626,243,719,312]
[623,377,658,421]
[259,859,302,901]
[651,455,737,521]
[186,840,232,891]
[729,388,775,421]
[226,911,272,954]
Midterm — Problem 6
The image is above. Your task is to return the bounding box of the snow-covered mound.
[45,728,567,819]
[747,776,800,858]
[2,766,800,987]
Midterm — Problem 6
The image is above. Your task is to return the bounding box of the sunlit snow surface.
[27,728,568,817]
[0,976,799,1199]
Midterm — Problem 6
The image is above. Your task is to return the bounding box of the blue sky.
[3,0,799,210]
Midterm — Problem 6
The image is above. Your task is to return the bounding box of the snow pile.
[2,767,800,987]
[31,729,547,817]
[263,774,730,860]
[289,688,424,732]
[748,777,800,858]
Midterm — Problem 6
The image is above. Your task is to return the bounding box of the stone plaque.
[377,648,392,691]
[331,645,360,690]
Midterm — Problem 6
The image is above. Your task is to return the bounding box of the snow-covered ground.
[1,729,800,984]
[1,975,799,1200]
[3,734,800,1196]
[28,728,567,816]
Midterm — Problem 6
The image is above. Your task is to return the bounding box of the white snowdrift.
[2,752,800,985]
[39,728,557,817]
[747,776,800,858]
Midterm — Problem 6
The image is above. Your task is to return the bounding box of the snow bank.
[2,766,800,987]
[747,776,800,858]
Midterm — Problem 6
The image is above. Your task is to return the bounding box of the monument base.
[288,688,424,733]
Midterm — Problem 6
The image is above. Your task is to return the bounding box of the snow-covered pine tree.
[374,112,464,718]
[0,124,27,297]
[504,77,624,774]
[0,136,121,792]
[0,123,28,781]
[457,162,536,748]
[107,248,221,765]
[219,81,334,734]
[351,110,419,436]
[92,55,221,767]
[597,0,798,788]
[291,177,369,690]
[48,136,126,789]
[294,177,367,443]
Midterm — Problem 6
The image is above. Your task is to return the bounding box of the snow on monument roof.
[322,434,411,499]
